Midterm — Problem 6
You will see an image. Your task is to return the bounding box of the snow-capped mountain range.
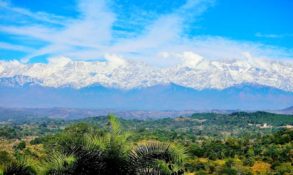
[1,52,293,110]
[1,52,293,91]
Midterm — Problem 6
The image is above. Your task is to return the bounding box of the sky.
[0,0,293,66]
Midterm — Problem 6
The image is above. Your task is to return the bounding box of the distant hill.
[277,106,293,115]
[0,80,293,110]
[0,107,199,121]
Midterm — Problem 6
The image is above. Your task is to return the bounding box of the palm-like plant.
[129,141,187,175]
[3,161,36,175]
[84,114,132,175]
[44,115,132,175]
[43,149,104,175]
[42,152,75,175]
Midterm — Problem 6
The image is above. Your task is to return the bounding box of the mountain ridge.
[0,81,292,110]
[277,106,293,115]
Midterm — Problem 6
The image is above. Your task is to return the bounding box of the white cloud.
[0,0,67,25]
[255,32,293,39]
[104,54,127,68]
[0,0,115,62]
[185,37,293,61]
[0,0,292,67]
[0,42,35,52]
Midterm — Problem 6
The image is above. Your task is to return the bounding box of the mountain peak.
[0,75,42,87]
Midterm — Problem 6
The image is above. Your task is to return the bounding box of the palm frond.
[129,141,186,175]
[108,114,121,135]
[41,152,75,175]
[3,161,36,175]
[70,148,105,175]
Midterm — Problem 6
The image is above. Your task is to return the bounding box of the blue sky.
[0,0,292,64]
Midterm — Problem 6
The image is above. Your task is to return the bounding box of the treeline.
[1,111,292,140]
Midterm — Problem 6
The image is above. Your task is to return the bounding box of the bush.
[0,151,12,165]
[15,141,26,150]
[30,137,42,145]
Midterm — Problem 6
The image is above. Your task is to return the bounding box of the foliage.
[15,141,26,150]
[39,115,188,174]
[0,112,292,174]
[3,161,36,175]
[129,141,186,175]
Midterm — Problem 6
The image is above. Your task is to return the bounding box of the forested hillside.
[0,112,292,174]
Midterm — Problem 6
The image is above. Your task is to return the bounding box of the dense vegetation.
[0,112,292,174]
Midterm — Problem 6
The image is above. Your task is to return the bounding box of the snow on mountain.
[0,75,42,87]
[1,52,293,91]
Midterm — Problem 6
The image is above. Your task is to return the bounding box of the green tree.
[15,141,26,150]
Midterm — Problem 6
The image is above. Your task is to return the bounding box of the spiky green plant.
[43,115,133,175]
[98,114,133,175]
[41,152,75,175]
[3,161,36,175]
[43,144,106,175]
[129,141,187,175]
